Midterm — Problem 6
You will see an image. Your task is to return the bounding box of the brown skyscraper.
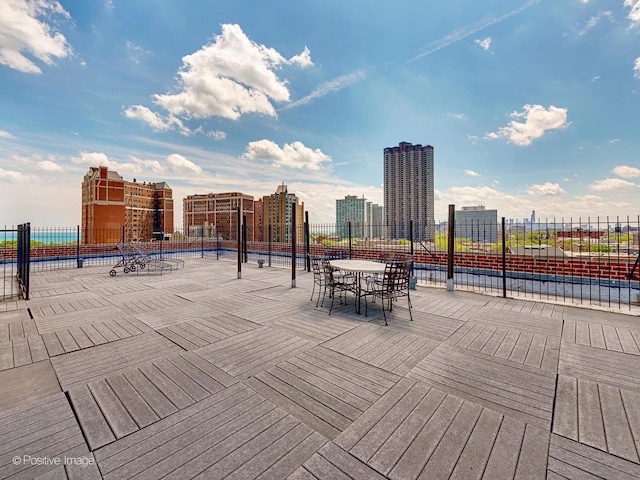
[262,183,304,243]
[81,166,174,244]
[183,192,254,240]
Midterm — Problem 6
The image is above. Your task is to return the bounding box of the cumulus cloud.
[280,70,365,111]
[151,24,312,121]
[0,130,14,138]
[625,0,640,28]
[0,0,72,74]
[166,153,203,174]
[123,106,183,132]
[589,178,637,191]
[71,151,203,177]
[634,57,640,78]
[485,104,569,146]
[612,165,640,178]
[474,37,492,50]
[527,182,565,196]
[464,169,480,176]
[242,140,331,170]
[37,160,62,172]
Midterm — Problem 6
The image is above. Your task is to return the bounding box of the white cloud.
[625,0,640,28]
[612,165,640,178]
[527,182,565,196]
[447,113,466,119]
[634,57,640,78]
[123,105,196,136]
[37,160,62,172]
[608,138,619,143]
[243,140,331,170]
[464,169,480,176]
[0,0,72,74]
[407,0,539,63]
[578,11,613,35]
[474,37,492,50]
[166,153,203,174]
[151,24,312,120]
[126,41,151,64]
[281,70,366,110]
[589,178,637,191]
[0,130,14,138]
[0,167,32,182]
[486,104,569,146]
[207,130,227,140]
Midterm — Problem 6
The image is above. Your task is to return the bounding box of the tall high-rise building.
[183,192,254,240]
[263,183,304,243]
[384,142,435,240]
[81,166,173,244]
[336,195,367,239]
[253,199,264,242]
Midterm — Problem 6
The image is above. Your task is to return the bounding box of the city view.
[2,1,640,479]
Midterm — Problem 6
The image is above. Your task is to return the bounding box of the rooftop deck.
[1,258,639,479]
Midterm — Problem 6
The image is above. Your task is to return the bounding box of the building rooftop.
[1,259,639,478]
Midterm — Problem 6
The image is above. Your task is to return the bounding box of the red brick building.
[81,166,174,244]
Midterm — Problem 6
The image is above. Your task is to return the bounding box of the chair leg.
[310,282,315,301]
[329,287,335,315]
[382,300,388,326]
[408,294,413,321]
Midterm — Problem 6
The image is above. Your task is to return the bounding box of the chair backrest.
[321,259,336,283]
[378,251,396,262]
[324,249,345,260]
[382,260,411,292]
[310,255,323,279]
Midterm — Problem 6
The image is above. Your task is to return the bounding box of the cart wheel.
[124,267,130,274]
[109,270,116,277]
[130,264,136,272]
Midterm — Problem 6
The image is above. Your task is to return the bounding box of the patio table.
[330,259,386,314]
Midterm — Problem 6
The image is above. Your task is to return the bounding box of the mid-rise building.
[253,199,264,242]
[263,183,304,243]
[336,195,367,239]
[455,205,498,243]
[384,142,435,240]
[81,166,173,244]
[366,202,384,238]
[183,192,254,241]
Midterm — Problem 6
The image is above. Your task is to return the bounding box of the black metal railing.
[1,217,638,310]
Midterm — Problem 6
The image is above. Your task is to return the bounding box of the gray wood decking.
[0,257,639,479]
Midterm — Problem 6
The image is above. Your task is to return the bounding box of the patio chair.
[364,260,413,325]
[309,254,327,307]
[322,259,356,315]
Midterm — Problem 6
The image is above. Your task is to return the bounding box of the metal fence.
[1,216,639,309]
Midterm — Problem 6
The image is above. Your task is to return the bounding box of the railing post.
[237,206,242,279]
[216,229,219,260]
[76,225,82,268]
[447,205,455,291]
[291,203,297,288]
[502,217,507,298]
[201,228,204,258]
[348,221,352,259]
[268,225,272,267]
[242,215,248,263]
[305,211,310,272]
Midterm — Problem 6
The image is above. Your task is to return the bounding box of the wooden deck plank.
[577,378,607,451]
[138,363,195,410]
[88,379,138,439]
[599,383,640,463]
[121,368,177,419]
[553,375,578,441]
[106,373,160,429]
[482,416,525,479]
[12,337,32,367]
[68,383,116,450]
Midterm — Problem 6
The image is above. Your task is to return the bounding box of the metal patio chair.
[364,260,413,325]
[322,259,356,315]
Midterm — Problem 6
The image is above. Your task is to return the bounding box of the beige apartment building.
[183,192,254,241]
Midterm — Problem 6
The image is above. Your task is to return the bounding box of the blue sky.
[1,0,639,228]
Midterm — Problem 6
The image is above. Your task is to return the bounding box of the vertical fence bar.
[242,215,248,263]
[216,229,219,260]
[201,229,204,258]
[76,225,81,268]
[237,206,242,279]
[409,220,414,276]
[348,222,352,259]
[502,217,507,298]
[447,205,455,291]
[291,203,296,288]
[305,211,310,272]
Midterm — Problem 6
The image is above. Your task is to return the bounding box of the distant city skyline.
[1,1,640,227]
